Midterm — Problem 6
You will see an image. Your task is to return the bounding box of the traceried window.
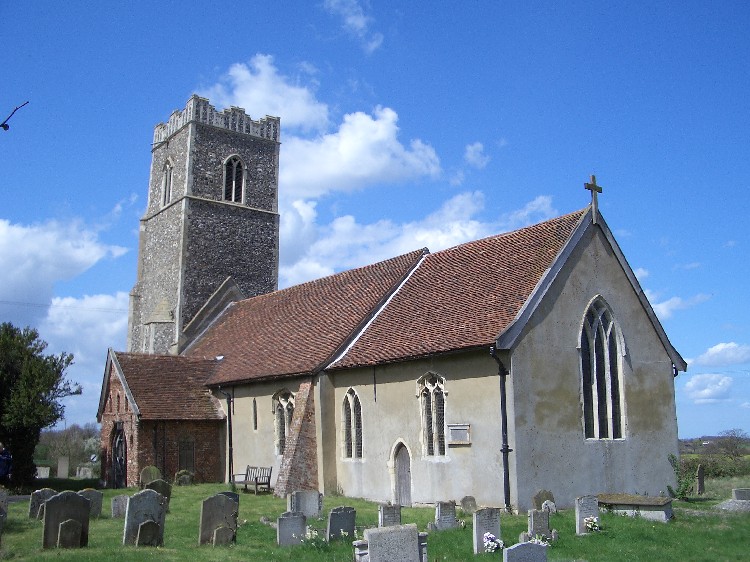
[418,373,446,456]
[580,297,624,439]
[273,390,295,455]
[342,388,363,459]
[162,161,174,206]
[223,155,244,203]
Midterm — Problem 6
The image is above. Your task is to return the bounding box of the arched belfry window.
[342,388,363,459]
[273,390,294,455]
[580,297,624,439]
[162,160,174,207]
[417,373,446,456]
[223,155,244,203]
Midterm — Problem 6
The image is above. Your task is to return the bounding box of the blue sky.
[2,2,749,438]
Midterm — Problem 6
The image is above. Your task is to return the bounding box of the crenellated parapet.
[153,95,280,145]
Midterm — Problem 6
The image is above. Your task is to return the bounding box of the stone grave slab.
[473,507,501,554]
[460,495,477,514]
[695,464,705,495]
[136,519,162,547]
[77,466,93,479]
[139,465,162,488]
[213,525,235,546]
[287,490,323,519]
[57,456,69,479]
[78,489,103,518]
[531,489,554,511]
[326,506,356,541]
[36,466,50,478]
[219,491,240,506]
[519,509,557,542]
[199,493,238,545]
[111,494,128,518]
[732,488,750,501]
[575,495,599,535]
[123,489,167,546]
[57,518,83,548]
[378,503,401,527]
[503,541,547,562]
[276,511,306,546]
[145,479,172,510]
[434,501,458,530]
[597,493,673,523]
[42,491,90,549]
[29,488,57,519]
[359,523,423,562]
[541,500,556,514]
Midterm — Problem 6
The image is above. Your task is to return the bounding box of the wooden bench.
[597,493,673,522]
[232,465,272,494]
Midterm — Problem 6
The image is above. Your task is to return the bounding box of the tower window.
[224,156,244,203]
[162,161,174,207]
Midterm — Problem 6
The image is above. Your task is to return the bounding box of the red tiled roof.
[113,352,224,420]
[188,249,427,386]
[331,209,587,368]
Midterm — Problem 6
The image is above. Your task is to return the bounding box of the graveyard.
[0,476,749,560]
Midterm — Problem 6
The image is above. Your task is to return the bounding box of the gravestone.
[356,523,426,562]
[57,456,69,479]
[0,487,7,514]
[136,519,162,547]
[42,491,90,549]
[56,518,83,548]
[219,491,240,506]
[326,506,356,541]
[111,494,129,518]
[531,489,554,511]
[36,466,50,478]
[78,489,103,518]
[473,507,502,554]
[287,490,323,519]
[434,501,458,530]
[519,509,558,543]
[213,525,235,546]
[460,495,477,514]
[378,503,401,527]
[145,479,172,511]
[276,511,306,546]
[199,493,238,545]
[503,541,547,562]
[175,470,194,486]
[575,495,599,535]
[732,488,750,501]
[0,507,6,544]
[541,500,556,514]
[695,464,705,495]
[77,466,93,479]
[123,489,167,546]
[29,488,57,519]
[139,465,162,488]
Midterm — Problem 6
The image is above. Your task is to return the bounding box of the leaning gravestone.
[460,495,478,514]
[42,491,91,549]
[199,493,238,545]
[326,506,356,541]
[695,464,705,495]
[111,495,129,518]
[78,489,103,518]
[504,541,547,562]
[145,479,172,511]
[57,518,83,549]
[732,488,750,501]
[378,503,401,527]
[473,507,502,554]
[531,489,555,511]
[136,519,162,547]
[287,490,323,519]
[212,526,235,546]
[434,501,458,530]
[575,495,599,535]
[356,523,424,562]
[29,488,57,519]
[139,466,162,488]
[519,509,558,542]
[276,511,306,546]
[123,489,167,546]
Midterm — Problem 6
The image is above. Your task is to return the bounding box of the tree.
[0,322,80,487]
[717,428,749,460]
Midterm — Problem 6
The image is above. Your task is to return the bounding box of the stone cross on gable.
[585,174,602,223]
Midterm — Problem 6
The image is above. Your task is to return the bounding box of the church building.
[98,96,685,511]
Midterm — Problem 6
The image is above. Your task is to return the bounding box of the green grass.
[1,481,749,561]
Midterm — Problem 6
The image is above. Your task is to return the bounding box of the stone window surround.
[417,372,447,458]
[161,158,175,207]
[342,388,363,460]
[223,154,246,204]
[272,390,295,456]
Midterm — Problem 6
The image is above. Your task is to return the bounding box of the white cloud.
[645,291,711,320]
[742,402,750,409]
[693,342,750,367]
[633,267,649,280]
[684,373,733,404]
[464,142,490,169]
[324,0,384,54]
[500,196,557,231]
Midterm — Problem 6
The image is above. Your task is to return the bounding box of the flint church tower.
[127,95,280,354]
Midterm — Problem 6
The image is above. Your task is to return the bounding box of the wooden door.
[394,443,411,507]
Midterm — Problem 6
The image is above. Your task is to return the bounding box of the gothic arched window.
[418,373,446,456]
[162,160,174,206]
[342,388,363,459]
[580,297,624,439]
[273,390,294,455]
[223,155,244,203]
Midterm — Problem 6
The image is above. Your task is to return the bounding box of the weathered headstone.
[695,464,705,495]
[29,488,57,519]
[732,488,750,501]
[76,466,93,479]
[42,491,90,549]
[123,489,167,546]
[575,495,599,535]
[213,526,235,546]
[276,511,306,546]
[356,523,425,562]
[473,507,502,554]
[326,506,356,541]
[139,465,162,488]
[531,489,555,511]
[541,500,556,514]
[78,489,103,518]
[145,479,172,511]
[0,507,6,545]
[174,470,194,486]
[519,509,558,542]
[56,518,83,548]
[111,494,129,518]
[460,495,477,514]
[503,541,547,562]
[219,491,240,506]
[36,466,50,479]
[136,519,162,547]
[199,493,238,545]
[287,490,323,519]
[57,456,69,479]
[378,503,401,527]
[434,501,458,530]
[0,487,7,514]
